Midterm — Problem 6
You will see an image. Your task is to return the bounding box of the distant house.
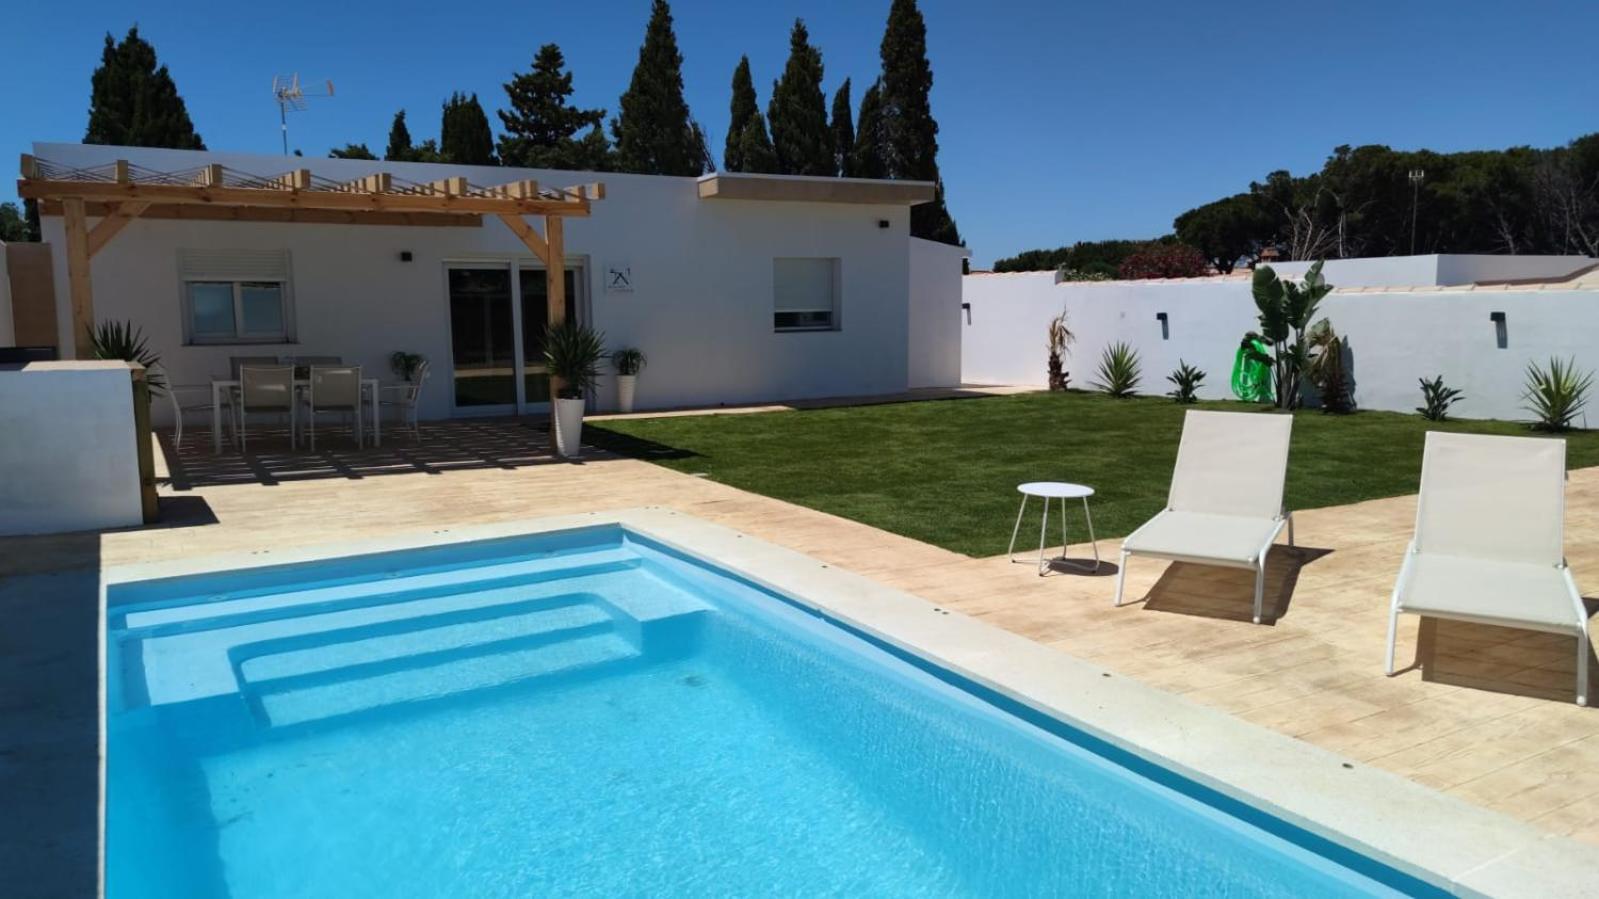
[18,143,967,419]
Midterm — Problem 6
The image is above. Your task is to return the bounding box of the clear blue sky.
[4,0,1596,266]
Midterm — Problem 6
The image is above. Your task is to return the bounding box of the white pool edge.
[100,507,1599,898]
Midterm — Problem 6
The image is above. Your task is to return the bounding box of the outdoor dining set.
[160,355,431,454]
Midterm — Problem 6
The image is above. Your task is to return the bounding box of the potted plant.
[610,347,647,413]
[389,351,426,382]
[543,320,607,458]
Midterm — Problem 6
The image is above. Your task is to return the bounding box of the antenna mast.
[271,74,335,155]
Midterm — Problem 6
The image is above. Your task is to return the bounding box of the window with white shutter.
[773,258,840,332]
[178,249,294,344]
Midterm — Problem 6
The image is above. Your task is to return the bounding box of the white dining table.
[211,378,381,453]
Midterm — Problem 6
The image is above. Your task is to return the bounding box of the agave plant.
[543,320,608,400]
[1416,375,1464,422]
[88,320,165,395]
[1092,342,1141,398]
[1166,360,1206,404]
[1045,309,1074,391]
[1251,262,1334,410]
[1523,357,1594,432]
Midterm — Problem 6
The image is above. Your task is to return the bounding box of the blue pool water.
[106,525,1438,897]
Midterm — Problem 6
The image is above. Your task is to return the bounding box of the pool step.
[255,631,642,727]
[118,548,640,636]
[238,602,614,684]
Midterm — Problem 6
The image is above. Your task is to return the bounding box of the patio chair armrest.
[1390,541,1420,609]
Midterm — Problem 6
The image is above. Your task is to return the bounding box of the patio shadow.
[582,425,701,462]
[1139,545,1334,625]
[1412,600,1599,704]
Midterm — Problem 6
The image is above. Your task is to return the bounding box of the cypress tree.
[440,92,497,166]
[735,112,778,174]
[878,0,960,243]
[611,0,707,175]
[723,56,760,172]
[830,79,855,177]
[384,110,416,162]
[850,80,889,180]
[498,44,609,170]
[84,27,204,149]
[766,19,833,176]
[329,143,377,160]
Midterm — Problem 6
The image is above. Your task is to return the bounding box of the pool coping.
[99,507,1599,897]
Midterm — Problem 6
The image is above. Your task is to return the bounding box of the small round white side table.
[1008,482,1100,576]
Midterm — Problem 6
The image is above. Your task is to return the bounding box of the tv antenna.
[271,74,334,155]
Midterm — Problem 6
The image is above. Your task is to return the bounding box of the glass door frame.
[442,255,587,418]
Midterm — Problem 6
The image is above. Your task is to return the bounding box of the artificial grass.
[587,391,1599,558]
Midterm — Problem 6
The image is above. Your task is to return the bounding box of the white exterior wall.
[35,143,924,421]
[1272,254,1592,288]
[963,272,1599,423]
[0,361,142,535]
[907,237,967,388]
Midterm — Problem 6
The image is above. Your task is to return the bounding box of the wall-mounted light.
[399,251,413,262]
[877,219,890,229]
[962,302,972,325]
[1156,311,1169,340]
[1490,311,1507,349]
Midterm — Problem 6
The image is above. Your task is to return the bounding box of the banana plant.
[1251,261,1333,410]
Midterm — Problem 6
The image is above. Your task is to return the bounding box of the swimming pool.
[104,520,1443,897]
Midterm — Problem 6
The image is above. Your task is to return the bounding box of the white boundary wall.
[907,237,967,388]
[963,270,1599,423]
[0,361,142,535]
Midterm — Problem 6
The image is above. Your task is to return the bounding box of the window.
[179,250,293,343]
[773,257,839,331]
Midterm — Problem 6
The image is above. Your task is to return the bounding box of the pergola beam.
[86,201,150,257]
[18,177,593,217]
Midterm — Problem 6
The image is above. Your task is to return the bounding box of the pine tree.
[723,56,760,172]
[329,143,377,160]
[766,20,833,176]
[734,113,778,174]
[498,44,609,170]
[384,110,416,162]
[84,27,205,149]
[878,0,960,243]
[850,80,889,180]
[611,0,707,175]
[440,92,497,166]
[830,79,855,177]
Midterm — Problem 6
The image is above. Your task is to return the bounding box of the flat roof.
[697,171,935,206]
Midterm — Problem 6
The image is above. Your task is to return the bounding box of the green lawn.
[587,392,1599,558]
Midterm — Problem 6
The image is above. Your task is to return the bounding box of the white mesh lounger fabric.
[1114,410,1295,624]
[1385,431,1590,706]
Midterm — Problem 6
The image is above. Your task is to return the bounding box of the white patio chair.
[379,359,429,441]
[236,366,296,453]
[154,365,229,451]
[1385,432,1590,706]
[303,365,364,451]
[1114,410,1295,624]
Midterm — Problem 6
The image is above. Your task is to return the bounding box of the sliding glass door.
[446,262,582,415]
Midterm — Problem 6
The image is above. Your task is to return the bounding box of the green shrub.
[1416,375,1464,421]
[89,320,164,395]
[1093,342,1141,398]
[1523,357,1594,432]
[1166,360,1206,403]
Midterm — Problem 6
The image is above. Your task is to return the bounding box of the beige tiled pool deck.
[6,418,1599,851]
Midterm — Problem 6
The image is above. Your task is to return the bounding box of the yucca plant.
[1045,309,1074,391]
[611,347,647,376]
[1523,357,1594,432]
[1166,360,1206,404]
[88,320,165,395]
[1092,342,1141,398]
[1416,375,1464,421]
[543,320,607,400]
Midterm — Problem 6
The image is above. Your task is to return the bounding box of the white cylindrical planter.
[616,375,637,413]
[553,396,585,458]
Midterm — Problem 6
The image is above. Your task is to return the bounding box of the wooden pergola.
[17,154,604,358]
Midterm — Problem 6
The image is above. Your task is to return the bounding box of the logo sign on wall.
[605,264,634,292]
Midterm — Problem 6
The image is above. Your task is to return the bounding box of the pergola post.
[61,198,94,358]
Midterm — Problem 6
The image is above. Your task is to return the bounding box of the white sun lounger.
[1385,431,1590,706]
[1114,410,1295,624]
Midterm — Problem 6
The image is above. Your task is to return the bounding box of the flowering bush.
[1117,243,1212,280]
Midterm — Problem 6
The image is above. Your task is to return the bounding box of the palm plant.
[1523,357,1594,432]
[88,320,164,395]
[1166,360,1206,404]
[1416,375,1464,421]
[611,347,647,376]
[1251,262,1334,410]
[1092,342,1141,398]
[543,321,607,400]
[1046,309,1074,390]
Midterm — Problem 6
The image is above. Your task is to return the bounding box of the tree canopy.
[611,0,708,175]
[328,143,377,160]
[878,0,959,244]
[384,110,417,162]
[84,27,204,150]
[440,92,497,166]
[767,20,833,176]
[0,202,36,242]
[498,44,609,170]
[722,56,761,172]
[850,80,889,180]
[830,79,855,177]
